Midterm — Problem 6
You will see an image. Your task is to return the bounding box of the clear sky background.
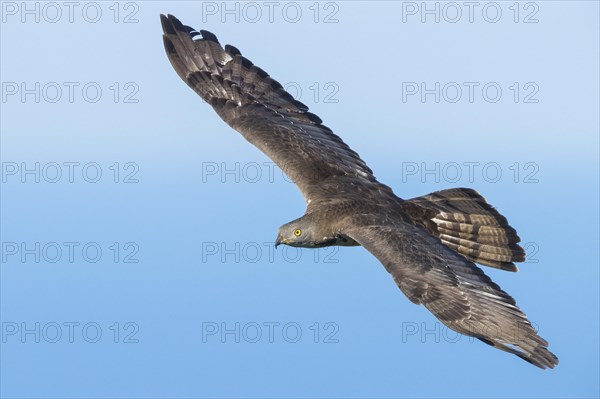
[1,1,599,398]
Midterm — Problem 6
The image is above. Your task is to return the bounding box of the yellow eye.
[294,229,302,237]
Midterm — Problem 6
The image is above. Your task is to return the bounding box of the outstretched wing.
[344,220,558,369]
[161,14,377,202]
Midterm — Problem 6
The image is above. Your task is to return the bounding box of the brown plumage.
[161,14,558,369]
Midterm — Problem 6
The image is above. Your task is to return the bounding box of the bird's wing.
[344,219,558,369]
[161,14,377,202]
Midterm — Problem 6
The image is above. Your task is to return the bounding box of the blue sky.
[1,1,599,398]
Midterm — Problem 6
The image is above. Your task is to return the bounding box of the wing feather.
[344,220,558,369]
[161,14,376,201]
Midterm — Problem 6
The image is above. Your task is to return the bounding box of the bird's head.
[275,215,338,249]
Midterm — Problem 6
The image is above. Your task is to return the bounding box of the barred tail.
[407,188,525,271]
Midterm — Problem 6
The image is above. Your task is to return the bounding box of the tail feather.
[407,188,525,271]
[436,226,512,245]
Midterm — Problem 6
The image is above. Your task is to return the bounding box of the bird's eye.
[294,229,302,237]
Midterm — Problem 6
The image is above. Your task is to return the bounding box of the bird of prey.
[160,14,558,369]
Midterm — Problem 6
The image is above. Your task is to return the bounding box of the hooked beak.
[275,234,292,249]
